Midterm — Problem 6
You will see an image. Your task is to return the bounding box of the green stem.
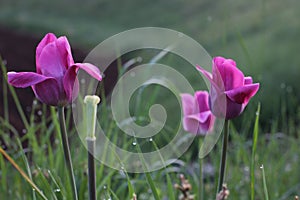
[58,107,78,200]
[87,137,96,200]
[217,119,230,193]
[199,139,204,200]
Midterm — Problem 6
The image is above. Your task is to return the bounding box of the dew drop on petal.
[149,137,153,142]
[22,129,27,134]
[37,110,42,116]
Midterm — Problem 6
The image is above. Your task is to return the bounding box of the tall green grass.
[1,48,300,199]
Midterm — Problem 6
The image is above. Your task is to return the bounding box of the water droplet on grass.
[132,138,137,146]
[260,165,264,169]
[54,189,61,192]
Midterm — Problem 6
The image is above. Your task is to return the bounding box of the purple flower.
[7,33,102,106]
[181,91,215,135]
[197,56,259,119]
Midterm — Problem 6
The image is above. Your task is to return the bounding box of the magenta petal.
[244,76,253,85]
[225,83,260,104]
[217,61,244,90]
[225,99,243,119]
[196,65,221,91]
[181,93,196,116]
[183,116,199,134]
[199,111,211,123]
[213,56,236,68]
[213,56,226,67]
[187,112,209,123]
[56,36,74,67]
[184,112,212,134]
[36,33,57,74]
[33,78,66,106]
[63,67,78,103]
[7,72,54,88]
[199,114,214,134]
[38,41,67,78]
[72,63,102,81]
[195,91,210,111]
[196,65,212,81]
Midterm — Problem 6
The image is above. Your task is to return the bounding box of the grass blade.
[251,103,261,200]
[0,147,47,200]
[152,139,175,200]
[1,57,9,125]
[135,141,160,200]
[16,138,37,200]
[260,164,269,200]
[0,59,29,129]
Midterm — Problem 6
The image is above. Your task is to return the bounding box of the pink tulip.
[181,91,215,135]
[7,33,102,106]
[197,56,259,119]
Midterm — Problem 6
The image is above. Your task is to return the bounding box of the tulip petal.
[180,93,196,116]
[225,83,260,104]
[244,76,253,85]
[56,36,74,67]
[63,62,101,102]
[72,63,102,81]
[199,114,214,134]
[32,78,66,106]
[38,41,67,78]
[196,65,222,91]
[225,98,243,119]
[216,61,244,90]
[183,111,212,134]
[195,91,210,112]
[213,56,236,67]
[7,72,55,88]
[183,116,199,134]
[36,33,57,74]
[63,67,79,103]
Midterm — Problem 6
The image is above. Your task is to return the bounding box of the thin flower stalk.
[58,107,78,200]
[84,95,101,200]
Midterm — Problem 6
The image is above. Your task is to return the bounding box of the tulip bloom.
[7,33,102,106]
[197,56,259,119]
[181,91,215,135]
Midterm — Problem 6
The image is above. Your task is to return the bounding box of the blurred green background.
[0,0,299,130]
